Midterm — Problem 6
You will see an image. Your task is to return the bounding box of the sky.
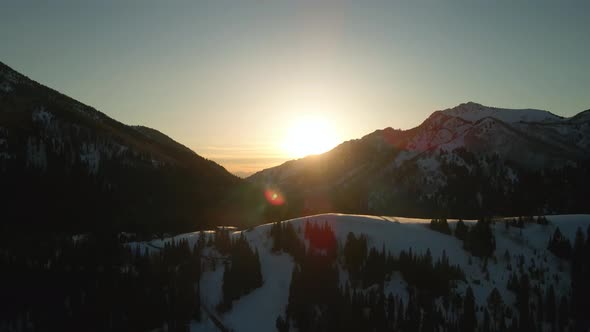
[1,1,589,176]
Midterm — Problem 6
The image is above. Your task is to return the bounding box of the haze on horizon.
[1,0,589,176]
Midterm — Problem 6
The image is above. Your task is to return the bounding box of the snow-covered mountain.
[249,102,590,218]
[440,102,562,124]
[130,213,590,332]
[0,61,248,232]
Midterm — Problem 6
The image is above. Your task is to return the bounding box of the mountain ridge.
[250,101,589,179]
[248,102,590,219]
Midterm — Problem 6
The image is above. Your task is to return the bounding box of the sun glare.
[282,116,339,158]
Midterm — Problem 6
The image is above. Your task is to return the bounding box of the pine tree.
[387,293,395,326]
[253,248,263,287]
[218,235,264,312]
[558,295,569,331]
[547,227,572,259]
[517,274,531,332]
[545,285,556,329]
[455,219,468,241]
[487,287,504,330]
[462,287,476,332]
[483,309,492,332]
[464,218,496,257]
[276,315,289,332]
[571,226,587,324]
[430,218,451,235]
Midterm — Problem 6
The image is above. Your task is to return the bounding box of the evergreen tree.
[218,235,264,312]
[483,309,491,332]
[430,218,451,235]
[516,273,531,332]
[547,227,572,259]
[558,295,569,331]
[343,232,368,284]
[455,219,468,241]
[571,226,589,326]
[464,218,496,257]
[276,315,289,332]
[487,287,504,330]
[545,285,556,329]
[461,287,476,332]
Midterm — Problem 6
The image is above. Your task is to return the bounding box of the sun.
[282,115,339,158]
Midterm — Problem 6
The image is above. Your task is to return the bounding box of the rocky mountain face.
[0,61,251,233]
[249,102,590,218]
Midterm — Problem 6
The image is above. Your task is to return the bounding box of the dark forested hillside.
[0,227,264,331]
[0,61,266,233]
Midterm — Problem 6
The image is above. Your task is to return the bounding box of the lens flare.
[264,188,285,206]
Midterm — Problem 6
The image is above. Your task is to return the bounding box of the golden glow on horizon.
[282,115,339,158]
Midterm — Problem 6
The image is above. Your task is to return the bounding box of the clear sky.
[1,1,589,176]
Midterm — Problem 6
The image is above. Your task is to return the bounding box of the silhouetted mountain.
[0,61,250,233]
[249,102,590,218]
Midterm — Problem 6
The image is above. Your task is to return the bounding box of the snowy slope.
[440,102,562,124]
[129,213,590,332]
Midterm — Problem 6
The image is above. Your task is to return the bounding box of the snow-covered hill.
[440,102,562,124]
[129,213,590,332]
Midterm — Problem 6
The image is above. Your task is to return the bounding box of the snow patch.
[32,107,53,126]
[0,81,13,93]
[505,167,518,183]
[80,143,100,174]
[384,272,410,304]
[417,156,440,172]
[392,150,418,167]
[26,137,47,170]
[0,152,13,160]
